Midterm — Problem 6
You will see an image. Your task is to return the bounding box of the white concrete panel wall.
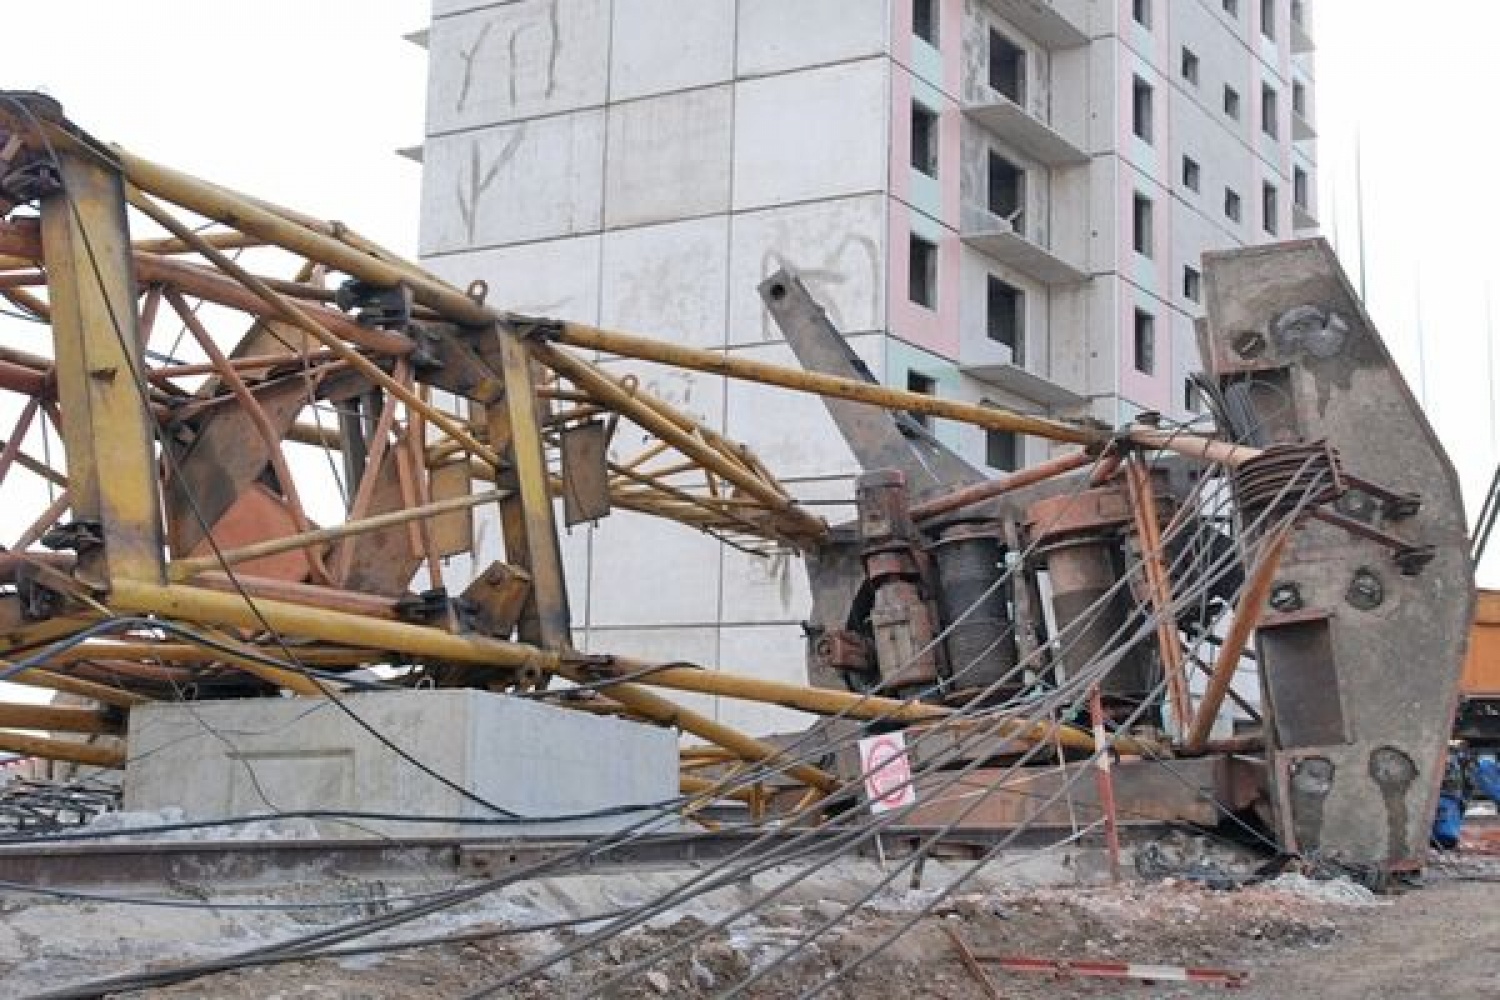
[732,59,889,211]
[420,111,606,253]
[724,335,885,481]
[600,216,730,349]
[426,0,610,135]
[424,234,601,321]
[416,0,1316,736]
[605,85,734,228]
[726,193,888,346]
[735,0,888,77]
[610,0,736,101]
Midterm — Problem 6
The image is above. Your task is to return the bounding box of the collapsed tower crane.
[0,91,1473,880]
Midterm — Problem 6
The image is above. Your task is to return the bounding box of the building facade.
[413,0,1318,733]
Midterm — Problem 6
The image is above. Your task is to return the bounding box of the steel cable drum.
[928,521,1018,698]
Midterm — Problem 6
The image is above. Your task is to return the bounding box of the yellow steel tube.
[0,731,124,768]
[117,149,493,325]
[0,702,120,735]
[605,656,947,725]
[7,669,148,709]
[103,580,837,790]
[546,322,1106,446]
[537,344,827,543]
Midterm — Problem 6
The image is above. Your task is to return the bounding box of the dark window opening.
[1260,0,1276,39]
[1261,84,1279,138]
[1262,182,1279,234]
[1224,85,1241,120]
[907,370,937,428]
[1224,0,1239,17]
[989,31,1026,104]
[1132,75,1155,143]
[1182,156,1201,192]
[1292,80,1307,116]
[986,276,1024,361]
[986,429,1019,471]
[909,234,938,309]
[913,0,939,46]
[1181,48,1200,85]
[1294,166,1309,209]
[1133,0,1152,28]
[911,103,939,176]
[1134,309,1156,375]
[988,152,1026,233]
[1132,192,1154,258]
[1225,187,1243,222]
[1184,377,1201,412]
[1184,265,1202,303]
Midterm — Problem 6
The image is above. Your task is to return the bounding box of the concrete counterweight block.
[124,690,679,838]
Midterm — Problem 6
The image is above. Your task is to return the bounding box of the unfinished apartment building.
[410,0,1318,733]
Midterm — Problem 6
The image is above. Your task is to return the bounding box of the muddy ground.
[100,862,1499,999]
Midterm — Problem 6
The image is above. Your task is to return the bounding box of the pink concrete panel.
[1118,286,1173,414]
[887,206,960,359]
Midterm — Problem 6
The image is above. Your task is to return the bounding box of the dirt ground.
[117,863,1500,1000]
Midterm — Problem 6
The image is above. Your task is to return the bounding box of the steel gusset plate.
[1201,239,1474,876]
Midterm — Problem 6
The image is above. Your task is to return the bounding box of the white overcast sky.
[6,0,1499,580]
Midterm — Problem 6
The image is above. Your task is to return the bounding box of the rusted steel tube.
[126,190,500,470]
[168,488,509,580]
[1181,529,1291,754]
[1128,427,1263,469]
[911,451,1095,521]
[1124,457,1191,734]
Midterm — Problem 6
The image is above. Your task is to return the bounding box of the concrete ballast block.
[124,690,679,838]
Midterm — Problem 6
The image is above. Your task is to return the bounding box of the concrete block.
[604,85,733,229]
[125,690,679,838]
[609,0,736,101]
[426,0,610,134]
[420,112,605,254]
[600,216,730,350]
[425,234,602,323]
[736,0,888,77]
[726,194,887,347]
[732,60,889,212]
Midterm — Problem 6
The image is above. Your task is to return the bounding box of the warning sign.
[857,732,917,814]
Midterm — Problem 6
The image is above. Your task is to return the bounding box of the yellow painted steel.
[0,702,120,735]
[0,730,124,768]
[490,325,572,649]
[103,580,838,790]
[39,142,166,589]
[117,149,493,325]
[7,670,148,709]
[545,322,1107,447]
